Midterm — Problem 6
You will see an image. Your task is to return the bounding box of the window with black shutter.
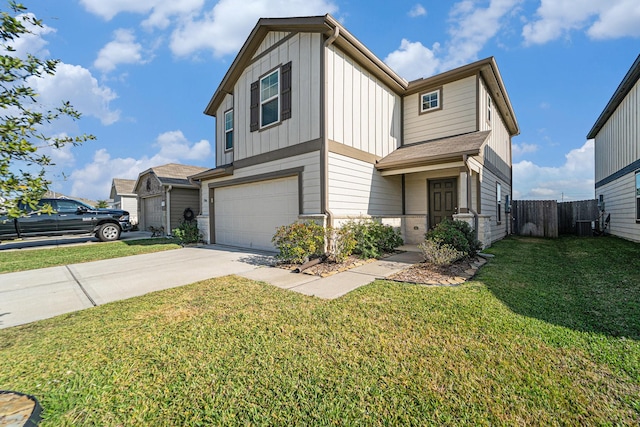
[249,62,292,131]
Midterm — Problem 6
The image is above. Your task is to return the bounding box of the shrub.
[342,219,403,259]
[272,221,325,264]
[419,239,465,266]
[327,226,357,263]
[425,219,482,257]
[172,221,201,245]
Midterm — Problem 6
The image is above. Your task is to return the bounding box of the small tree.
[95,200,109,208]
[0,2,95,218]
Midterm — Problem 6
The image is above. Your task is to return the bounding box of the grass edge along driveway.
[0,236,639,425]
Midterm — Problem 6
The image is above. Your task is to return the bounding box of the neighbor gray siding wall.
[595,78,640,182]
[596,173,640,242]
[169,188,200,232]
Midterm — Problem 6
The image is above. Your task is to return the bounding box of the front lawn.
[0,238,181,274]
[0,236,638,425]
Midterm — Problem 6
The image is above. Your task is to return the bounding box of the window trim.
[224,108,233,152]
[635,170,640,222]
[419,87,442,115]
[496,182,502,224]
[259,67,280,129]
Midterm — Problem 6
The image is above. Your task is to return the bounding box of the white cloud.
[29,63,121,125]
[512,142,538,159]
[383,39,440,81]
[94,29,146,73]
[513,140,594,201]
[79,0,204,28]
[409,4,427,18]
[68,131,211,199]
[1,13,55,59]
[523,0,640,45]
[169,0,338,58]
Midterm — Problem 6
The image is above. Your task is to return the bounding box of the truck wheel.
[97,223,121,242]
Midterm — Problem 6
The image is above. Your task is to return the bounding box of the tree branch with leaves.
[0,1,95,218]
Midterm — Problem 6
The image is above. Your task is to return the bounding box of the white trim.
[420,89,440,113]
[260,68,280,128]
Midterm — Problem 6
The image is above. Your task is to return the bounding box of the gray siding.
[597,171,639,242]
[595,79,640,182]
[479,77,512,179]
[479,166,510,243]
[169,188,200,232]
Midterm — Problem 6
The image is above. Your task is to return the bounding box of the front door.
[429,178,458,228]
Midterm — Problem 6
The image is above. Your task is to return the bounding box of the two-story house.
[190,15,519,251]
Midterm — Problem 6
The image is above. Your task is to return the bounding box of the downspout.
[462,155,479,240]
[321,25,339,230]
[166,184,173,236]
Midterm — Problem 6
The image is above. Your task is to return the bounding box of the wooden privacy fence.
[511,199,599,238]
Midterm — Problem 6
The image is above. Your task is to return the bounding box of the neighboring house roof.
[203,14,519,137]
[42,191,97,207]
[134,163,208,192]
[111,178,136,197]
[587,54,640,139]
[375,131,491,171]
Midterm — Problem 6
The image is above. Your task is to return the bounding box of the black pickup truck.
[0,198,132,242]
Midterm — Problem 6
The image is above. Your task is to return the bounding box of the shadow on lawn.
[481,236,640,341]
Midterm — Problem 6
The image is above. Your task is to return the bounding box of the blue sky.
[10,0,640,202]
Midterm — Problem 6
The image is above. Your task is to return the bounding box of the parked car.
[0,198,132,242]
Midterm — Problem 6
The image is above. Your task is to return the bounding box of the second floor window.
[496,182,502,223]
[260,69,280,127]
[487,95,492,123]
[420,88,441,114]
[224,109,233,151]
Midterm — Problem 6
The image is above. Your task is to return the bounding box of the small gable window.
[635,171,640,221]
[224,109,233,151]
[250,62,292,131]
[487,95,492,124]
[419,88,442,114]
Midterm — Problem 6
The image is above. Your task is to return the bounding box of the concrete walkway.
[0,245,422,329]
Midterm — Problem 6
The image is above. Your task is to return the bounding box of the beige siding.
[216,94,234,167]
[200,151,321,219]
[479,77,512,178]
[404,75,477,144]
[327,45,401,157]
[253,31,291,58]
[328,152,402,216]
[595,79,640,182]
[227,32,322,161]
[169,188,200,232]
[403,169,467,215]
[478,166,510,243]
[597,172,640,242]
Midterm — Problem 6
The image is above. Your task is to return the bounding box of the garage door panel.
[214,177,299,251]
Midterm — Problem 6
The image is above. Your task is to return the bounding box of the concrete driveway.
[0,245,274,329]
[0,230,154,251]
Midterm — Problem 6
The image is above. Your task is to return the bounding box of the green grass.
[0,236,639,425]
[0,238,181,273]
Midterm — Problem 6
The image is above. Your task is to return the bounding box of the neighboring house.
[109,178,138,225]
[43,191,97,208]
[190,15,519,251]
[134,163,207,234]
[588,54,640,243]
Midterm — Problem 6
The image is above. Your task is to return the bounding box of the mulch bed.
[276,253,487,285]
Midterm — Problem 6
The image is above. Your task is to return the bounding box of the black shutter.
[281,61,292,120]
[250,80,259,132]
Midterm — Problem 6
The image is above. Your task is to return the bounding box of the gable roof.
[111,178,136,196]
[587,54,640,139]
[203,14,518,137]
[375,131,491,172]
[134,163,208,191]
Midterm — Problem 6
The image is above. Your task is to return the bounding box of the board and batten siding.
[216,93,234,167]
[222,32,322,163]
[596,173,639,242]
[327,152,402,217]
[479,77,512,180]
[253,31,291,58]
[326,45,401,157]
[169,188,200,232]
[404,75,477,144]
[200,151,321,218]
[595,78,639,182]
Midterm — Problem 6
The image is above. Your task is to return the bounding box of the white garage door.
[142,196,163,230]
[214,176,299,251]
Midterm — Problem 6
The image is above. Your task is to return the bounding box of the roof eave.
[375,149,480,171]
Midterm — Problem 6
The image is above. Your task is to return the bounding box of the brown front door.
[429,178,458,228]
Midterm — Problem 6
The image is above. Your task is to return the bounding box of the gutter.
[321,25,340,229]
[463,155,479,240]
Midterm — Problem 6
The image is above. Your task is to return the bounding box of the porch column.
[458,171,468,213]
